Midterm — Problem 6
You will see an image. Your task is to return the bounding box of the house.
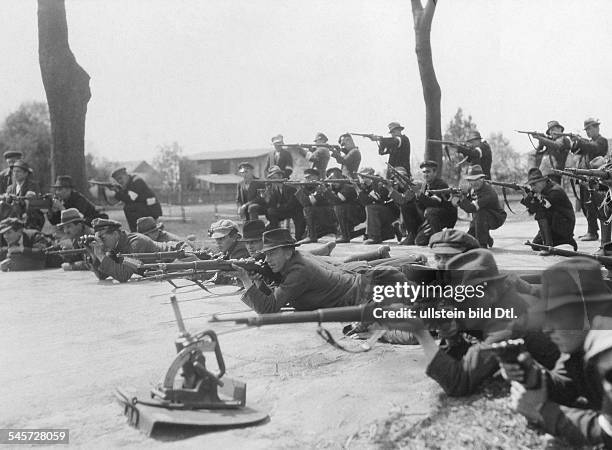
[117,160,163,189]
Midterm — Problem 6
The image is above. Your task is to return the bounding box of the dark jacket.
[574,135,609,166]
[460,141,492,179]
[0,229,52,270]
[417,178,457,211]
[521,182,575,234]
[378,135,411,176]
[295,185,332,208]
[47,190,102,227]
[333,148,361,177]
[264,149,293,177]
[459,182,506,220]
[114,175,162,218]
[306,146,331,176]
[265,184,300,211]
[0,167,11,195]
[236,178,265,207]
[535,136,571,171]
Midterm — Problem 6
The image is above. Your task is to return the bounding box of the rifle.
[386,163,415,189]
[515,130,548,140]
[350,132,384,141]
[484,338,542,389]
[251,178,290,185]
[116,250,189,262]
[488,181,532,193]
[563,167,612,180]
[427,139,470,151]
[426,187,464,197]
[45,247,88,256]
[0,193,54,209]
[284,179,357,187]
[551,169,590,183]
[559,132,584,140]
[525,241,612,269]
[357,173,388,184]
[88,180,122,190]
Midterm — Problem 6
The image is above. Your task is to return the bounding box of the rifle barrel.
[526,241,612,266]
[218,304,371,326]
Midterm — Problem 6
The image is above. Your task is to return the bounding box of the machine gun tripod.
[115,296,268,436]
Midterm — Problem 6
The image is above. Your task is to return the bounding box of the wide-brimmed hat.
[239,219,266,242]
[57,208,85,227]
[3,150,23,160]
[261,228,297,252]
[209,219,239,239]
[546,120,565,133]
[92,218,122,233]
[584,118,601,130]
[387,122,404,133]
[271,134,284,145]
[238,161,254,173]
[526,168,548,185]
[51,175,75,189]
[466,131,482,141]
[445,248,507,286]
[420,160,438,169]
[136,216,160,235]
[303,168,320,178]
[267,165,284,177]
[111,167,127,180]
[464,164,486,180]
[541,257,612,313]
[9,160,32,173]
[0,217,25,234]
[429,229,480,256]
[314,132,328,143]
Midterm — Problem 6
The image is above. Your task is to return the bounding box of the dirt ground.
[1,208,599,448]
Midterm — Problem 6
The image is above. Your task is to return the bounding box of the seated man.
[0,217,59,271]
[382,249,559,397]
[47,175,107,227]
[234,228,406,314]
[451,165,506,248]
[322,167,365,243]
[136,216,185,246]
[521,168,576,255]
[263,165,305,239]
[236,162,266,221]
[508,257,612,447]
[54,208,94,271]
[295,168,337,244]
[87,218,174,282]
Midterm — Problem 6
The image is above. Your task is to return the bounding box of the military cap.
[526,168,548,185]
[261,228,297,253]
[541,257,612,313]
[51,175,75,189]
[209,219,239,239]
[584,118,601,130]
[387,122,404,133]
[0,217,25,234]
[267,165,285,177]
[546,120,564,133]
[303,168,320,178]
[111,167,128,180]
[57,208,85,227]
[238,219,266,242]
[314,132,328,143]
[238,161,254,173]
[420,160,438,169]
[445,248,507,286]
[464,164,486,180]
[326,167,343,178]
[92,218,122,233]
[429,229,480,255]
[136,216,160,235]
[271,134,284,145]
[466,131,482,141]
[3,150,23,160]
[10,160,32,173]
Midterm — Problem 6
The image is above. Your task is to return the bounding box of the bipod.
[115,295,268,436]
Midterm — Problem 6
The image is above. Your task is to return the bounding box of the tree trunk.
[38,0,91,193]
[411,0,442,169]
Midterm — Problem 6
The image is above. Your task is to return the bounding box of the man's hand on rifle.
[231,263,261,290]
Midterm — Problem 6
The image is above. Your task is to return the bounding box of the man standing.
[263,165,305,239]
[47,175,106,227]
[0,150,22,195]
[461,131,492,180]
[521,168,576,255]
[367,122,411,178]
[295,168,337,244]
[111,167,162,232]
[236,162,265,221]
[572,118,609,242]
[451,165,506,248]
[334,133,361,177]
[300,132,331,176]
[533,120,571,184]
[264,135,293,178]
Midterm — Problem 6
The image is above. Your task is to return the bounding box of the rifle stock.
[489,180,532,192]
[88,180,122,189]
[564,168,612,180]
[525,241,612,268]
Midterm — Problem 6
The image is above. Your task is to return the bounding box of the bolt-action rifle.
[563,167,612,180]
[484,338,542,389]
[488,181,533,214]
[386,163,415,190]
[88,180,122,190]
[525,241,612,269]
[349,132,384,141]
[426,187,465,197]
[515,130,548,140]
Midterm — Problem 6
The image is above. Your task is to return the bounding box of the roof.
[195,174,242,184]
[186,148,270,161]
[116,160,158,174]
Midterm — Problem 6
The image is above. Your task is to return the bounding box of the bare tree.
[38,0,91,192]
[411,0,442,168]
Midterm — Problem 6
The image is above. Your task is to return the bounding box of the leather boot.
[537,219,554,256]
[595,222,612,255]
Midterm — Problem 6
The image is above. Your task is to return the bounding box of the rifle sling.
[316,326,372,353]
[570,178,588,217]
[501,187,516,215]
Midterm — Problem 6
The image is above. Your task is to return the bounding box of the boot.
[579,232,599,241]
[336,216,351,243]
[392,221,403,242]
[537,219,554,256]
[309,242,336,256]
[343,245,391,263]
[595,222,611,255]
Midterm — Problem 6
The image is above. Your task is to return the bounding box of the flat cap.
[429,228,480,255]
[420,160,438,169]
[209,219,239,239]
[314,132,328,142]
[3,150,23,160]
[584,118,601,130]
[111,167,128,180]
[92,218,122,232]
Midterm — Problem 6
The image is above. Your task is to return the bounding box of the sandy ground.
[0,216,599,448]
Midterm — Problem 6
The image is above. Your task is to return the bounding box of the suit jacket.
[236,178,265,206]
[114,175,162,218]
[47,190,102,226]
[378,135,411,176]
[264,149,293,176]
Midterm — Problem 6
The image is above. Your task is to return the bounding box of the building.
[117,160,163,189]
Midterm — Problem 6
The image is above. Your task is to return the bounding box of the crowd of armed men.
[3,118,612,447]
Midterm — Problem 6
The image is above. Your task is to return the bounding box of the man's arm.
[240,266,308,314]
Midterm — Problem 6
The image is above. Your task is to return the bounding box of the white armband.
[146,197,157,206]
[128,191,138,201]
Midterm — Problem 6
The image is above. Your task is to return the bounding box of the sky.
[2,0,612,171]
